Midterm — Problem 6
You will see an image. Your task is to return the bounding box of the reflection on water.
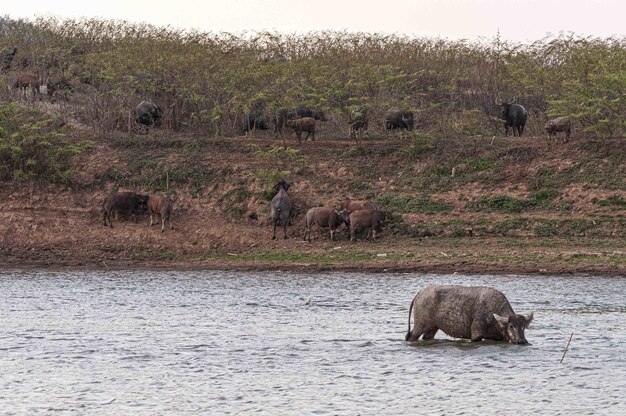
[1,270,625,414]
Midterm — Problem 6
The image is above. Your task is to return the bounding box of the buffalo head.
[274,180,291,192]
[493,312,534,344]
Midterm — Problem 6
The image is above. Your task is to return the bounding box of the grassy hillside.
[2,16,626,138]
[0,17,625,273]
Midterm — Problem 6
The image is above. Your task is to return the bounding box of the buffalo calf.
[286,117,316,143]
[545,116,571,142]
[147,195,173,232]
[341,198,379,212]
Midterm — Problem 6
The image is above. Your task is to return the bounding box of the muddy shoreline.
[1,250,622,277]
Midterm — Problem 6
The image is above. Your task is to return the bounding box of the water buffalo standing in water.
[385,109,414,132]
[497,99,527,137]
[270,180,292,240]
[545,116,571,142]
[135,101,163,132]
[406,285,533,344]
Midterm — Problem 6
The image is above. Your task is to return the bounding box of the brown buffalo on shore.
[286,117,316,143]
[341,198,379,212]
[349,209,390,242]
[102,191,149,228]
[13,71,40,101]
[303,207,350,241]
[147,195,173,232]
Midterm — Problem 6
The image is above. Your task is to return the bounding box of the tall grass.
[2,16,626,137]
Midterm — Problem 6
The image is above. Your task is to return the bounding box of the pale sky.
[2,0,625,42]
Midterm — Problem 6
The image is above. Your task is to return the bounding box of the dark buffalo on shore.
[497,99,527,136]
[270,180,292,240]
[385,109,414,132]
[135,101,163,132]
[102,191,149,228]
[147,195,173,232]
[274,107,326,137]
[1,46,17,70]
[349,106,368,144]
[406,285,533,344]
[46,73,73,102]
[545,116,571,142]
[243,108,270,135]
[303,207,350,241]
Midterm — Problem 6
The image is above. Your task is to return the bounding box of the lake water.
[1,270,625,415]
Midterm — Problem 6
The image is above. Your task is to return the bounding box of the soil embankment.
[1,131,625,275]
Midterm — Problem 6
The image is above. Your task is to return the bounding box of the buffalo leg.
[272,220,278,240]
[161,215,165,232]
[421,327,439,340]
[406,321,429,342]
[283,222,288,239]
[470,322,484,342]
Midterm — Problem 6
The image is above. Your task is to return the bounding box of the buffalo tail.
[405,297,415,341]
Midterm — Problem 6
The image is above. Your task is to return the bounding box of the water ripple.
[0,270,625,415]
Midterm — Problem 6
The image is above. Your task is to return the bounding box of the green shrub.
[592,194,626,209]
[0,103,86,184]
[472,195,528,213]
[375,194,453,214]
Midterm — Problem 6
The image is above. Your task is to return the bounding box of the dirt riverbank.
[1,132,624,276]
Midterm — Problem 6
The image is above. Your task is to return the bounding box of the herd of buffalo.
[101,182,389,243]
[133,99,572,143]
[1,40,570,143]
[270,180,389,242]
